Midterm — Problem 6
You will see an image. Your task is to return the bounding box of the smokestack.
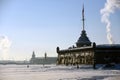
[0,35,11,60]
[100,0,120,44]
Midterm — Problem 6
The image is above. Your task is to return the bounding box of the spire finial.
[82,4,85,31]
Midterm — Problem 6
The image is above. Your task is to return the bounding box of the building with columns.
[56,6,120,69]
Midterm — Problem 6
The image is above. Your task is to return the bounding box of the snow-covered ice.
[0,64,120,80]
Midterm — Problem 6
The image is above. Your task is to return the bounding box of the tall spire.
[82,4,85,31]
[76,4,91,47]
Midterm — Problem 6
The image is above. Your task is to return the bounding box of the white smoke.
[0,35,11,60]
[100,0,120,44]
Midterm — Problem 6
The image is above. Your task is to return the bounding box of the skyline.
[0,0,120,60]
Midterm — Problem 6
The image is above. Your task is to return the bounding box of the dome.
[76,30,91,47]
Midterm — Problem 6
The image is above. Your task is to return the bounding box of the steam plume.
[100,0,120,44]
[0,35,11,60]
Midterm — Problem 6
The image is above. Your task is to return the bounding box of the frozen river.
[0,64,120,80]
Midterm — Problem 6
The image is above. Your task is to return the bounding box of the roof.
[96,44,120,49]
[58,46,93,54]
[76,30,91,47]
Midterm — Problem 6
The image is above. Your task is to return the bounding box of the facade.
[56,44,95,65]
[56,6,94,66]
[95,44,120,64]
[30,51,57,64]
[56,6,120,68]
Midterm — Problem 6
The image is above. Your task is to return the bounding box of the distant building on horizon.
[30,51,57,64]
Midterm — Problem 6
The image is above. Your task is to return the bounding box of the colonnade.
[57,50,94,65]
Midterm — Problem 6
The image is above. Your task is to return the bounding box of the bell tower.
[32,51,35,59]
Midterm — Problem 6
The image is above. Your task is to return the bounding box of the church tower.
[45,52,47,59]
[32,51,35,59]
[76,5,91,47]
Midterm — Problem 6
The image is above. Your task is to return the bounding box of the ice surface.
[0,64,120,80]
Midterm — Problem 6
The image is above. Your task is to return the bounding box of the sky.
[0,0,120,60]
